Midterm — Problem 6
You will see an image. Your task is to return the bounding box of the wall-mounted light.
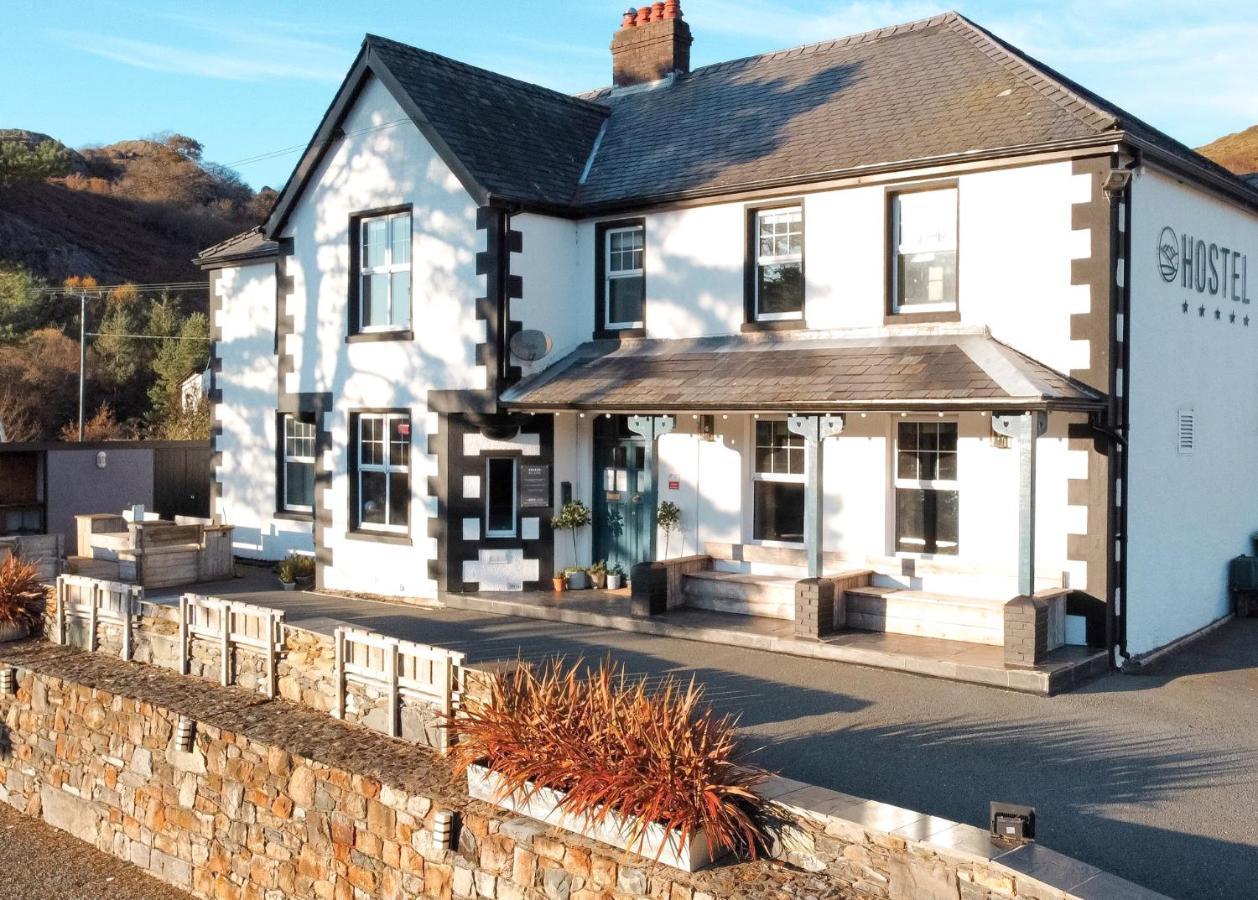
[174,716,196,752]
[0,668,14,696]
[96,451,108,470]
[432,809,456,851]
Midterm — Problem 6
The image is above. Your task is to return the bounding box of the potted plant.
[589,559,608,590]
[552,572,568,592]
[552,499,592,581]
[658,500,682,559]
[276,552,314,591]
[565,566,591,590]
[607,563,625,591]
[449,659,769,872]
[0,555,45,642]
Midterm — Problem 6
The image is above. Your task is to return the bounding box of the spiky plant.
[0,555,46,632]
[448,658,769,861]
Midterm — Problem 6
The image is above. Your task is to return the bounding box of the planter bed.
[466,763,722,872]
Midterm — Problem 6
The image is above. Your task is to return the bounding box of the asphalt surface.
[0,801,189,899]
[165,575,1258,898]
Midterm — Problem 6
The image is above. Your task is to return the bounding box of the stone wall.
[0,641,1163,900]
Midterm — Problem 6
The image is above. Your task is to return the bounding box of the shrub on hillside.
[448,658,770,860]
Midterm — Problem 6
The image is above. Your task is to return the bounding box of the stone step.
[65,556,124,582]
[844,586,1006,646]
[682,571,797,620]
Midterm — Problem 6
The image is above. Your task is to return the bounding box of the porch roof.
[500,328,1106,413]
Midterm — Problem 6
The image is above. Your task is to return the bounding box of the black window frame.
[743,200,806,332]
[594,217,647,339]
[347,204,415,341]
[885,182,961,324]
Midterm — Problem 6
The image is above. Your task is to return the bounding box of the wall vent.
[1176,409,1195,455]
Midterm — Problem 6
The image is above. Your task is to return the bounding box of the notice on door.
[519,463,551,509]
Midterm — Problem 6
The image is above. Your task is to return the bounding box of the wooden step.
[683,571,797,620]
[844,586,1006,646]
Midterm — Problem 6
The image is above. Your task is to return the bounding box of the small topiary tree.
[657,500,681,559]
[551,500,592,568]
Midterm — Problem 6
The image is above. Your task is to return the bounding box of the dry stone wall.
[0,641,1162,900]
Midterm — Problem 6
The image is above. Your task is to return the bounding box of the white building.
[197,7,1258,676]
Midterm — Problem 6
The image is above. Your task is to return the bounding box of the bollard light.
[432,809,455,851]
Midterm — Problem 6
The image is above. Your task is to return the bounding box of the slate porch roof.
[499,329,1106,413]
[194,227,278,267]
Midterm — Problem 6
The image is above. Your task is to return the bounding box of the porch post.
[787,414,845,578]
[626,414,675,560]
[993,411,1048,596]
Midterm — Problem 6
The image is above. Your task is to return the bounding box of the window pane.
[608,275,644,324]
[389,271,410,326]
[363,273,389,327]
[895,488,926,552]
[758,262,803,315]
[898,422,918,450]
[361,471,387,525]
[486,458,516,535]
[285,461,314,509]
[389,417,410,467]
[937,451,957,481]
[753,481,804,543]
[360,417,383,466]
[898,250,957,306]
[388,472,409,527]
[897,189,957,251]
[390,214,411,264]
[363,217,387,269]
[897,451,919,481]
[934,490,959,553]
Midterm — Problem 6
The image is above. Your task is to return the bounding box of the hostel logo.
[1158,226,1179,283]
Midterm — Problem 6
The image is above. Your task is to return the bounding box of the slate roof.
[499,329,1105,413]
[195,227,278,266]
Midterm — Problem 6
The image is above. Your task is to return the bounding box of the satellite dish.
[510,329,552,362]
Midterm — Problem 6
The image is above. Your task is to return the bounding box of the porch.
[442,584,1108,695]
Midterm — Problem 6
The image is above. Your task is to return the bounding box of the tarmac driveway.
[169,574,1258,899]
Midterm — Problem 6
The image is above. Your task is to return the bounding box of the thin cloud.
[49,28,345,83]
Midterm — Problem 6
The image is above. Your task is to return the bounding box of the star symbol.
[1230,311,1237,323]
[1246,316,1251,327]
[1199,305,1207,317]
[1183,300,1190,313]
[1215,308,1222,320]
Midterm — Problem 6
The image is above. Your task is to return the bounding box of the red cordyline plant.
[447,658,770,861]
[0,555,45,631]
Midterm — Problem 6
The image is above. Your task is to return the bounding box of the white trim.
[281,414,315,514]
[484,457,519,539]
[356,412,410,534]
[357,210,412,331]
[890,186,959,314]
[604,225,645,330]
[753,206,804,322]
[891,417,959,556]
[750,417,807,544]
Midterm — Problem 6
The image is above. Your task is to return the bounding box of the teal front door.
[593,417,654,575]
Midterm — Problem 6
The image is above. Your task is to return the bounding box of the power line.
[38,281,208,297]
[85,332,212,341]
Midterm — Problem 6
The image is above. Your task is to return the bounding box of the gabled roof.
[207,8,1258,261]
[500,329,1106,413]
[194,227,278,268]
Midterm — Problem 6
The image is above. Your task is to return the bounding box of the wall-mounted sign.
[1159,225,1251,302]
[519,463,551,509]
[667,474,680,490]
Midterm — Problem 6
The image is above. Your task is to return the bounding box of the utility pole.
[78,291,87,441]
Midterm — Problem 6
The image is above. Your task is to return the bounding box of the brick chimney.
[611,2,693,89]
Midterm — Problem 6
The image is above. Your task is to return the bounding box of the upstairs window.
[894,420,958,555]
[891,187,958,313]
[281,414,316,513]
[356,210,411,332]
[753,206,804,321]
[355,412,410,533]
[605,226,645,329]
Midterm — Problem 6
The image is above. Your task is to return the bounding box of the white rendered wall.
[212,262,314,559]
[1126,167,1258,654]
[280,74,484,598]
[512,214,584,377]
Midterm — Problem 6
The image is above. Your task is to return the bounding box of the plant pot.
[0,621,29,643]
[280,581,297,592]
[590,571,607,590]
[466,763,721,872]
[552,576,567,592]
[607,574,623,590]
[567,571,591,590]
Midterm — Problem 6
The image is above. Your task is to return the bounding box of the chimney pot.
[612,0,692,88]
[663,0,680,19]
[621,9,636,28]
[635,6,652,25]
[651,2,665,21]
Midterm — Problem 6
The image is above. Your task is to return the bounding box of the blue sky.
[4,1,1257,190]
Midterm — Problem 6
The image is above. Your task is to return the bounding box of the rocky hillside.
[1197,124,1258,178]
[0,129,273,287]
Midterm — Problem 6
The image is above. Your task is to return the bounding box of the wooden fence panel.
[54,574,141,659]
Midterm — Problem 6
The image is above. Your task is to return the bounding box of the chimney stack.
[611,2,692,89]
